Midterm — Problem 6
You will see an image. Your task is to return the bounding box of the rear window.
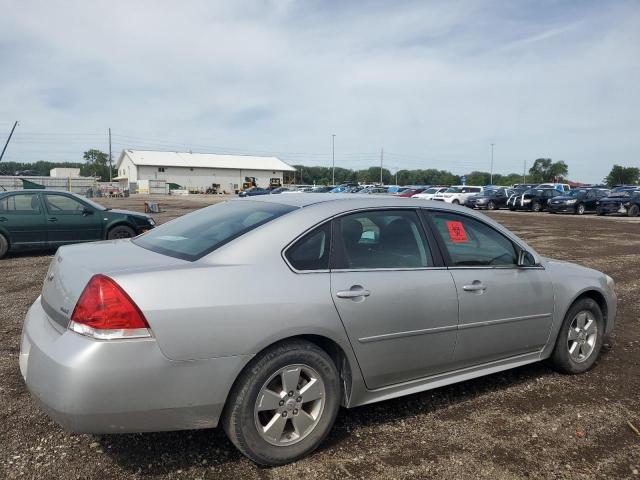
[133,200,296,261]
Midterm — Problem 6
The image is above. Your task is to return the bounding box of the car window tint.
[0,194,41,214]
[334,210,432,269]
[133,200,295,261]
[286,222,331,271]
[44,194,85,214]
[430,212,517,267]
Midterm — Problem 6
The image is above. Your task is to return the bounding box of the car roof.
[240,192,464,211]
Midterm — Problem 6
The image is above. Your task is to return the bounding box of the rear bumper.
[20,298,252,434]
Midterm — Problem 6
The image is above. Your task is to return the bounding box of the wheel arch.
[571,289,609,330]
[223,334,357,412]
[104,220,137,239]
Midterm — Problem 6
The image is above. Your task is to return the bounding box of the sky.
[0,0,639,183]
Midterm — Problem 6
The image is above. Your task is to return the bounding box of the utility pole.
[523,159,527,183]
[380,147,384,185]
[108,128,113,182]
[0,121,18,163]
[331,134,336,185]
[490,143,494,185]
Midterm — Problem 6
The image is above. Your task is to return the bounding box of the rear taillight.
[69,274,151,340]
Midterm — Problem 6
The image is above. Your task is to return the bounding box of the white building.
[115,149,296,193]
[50,167,81,177]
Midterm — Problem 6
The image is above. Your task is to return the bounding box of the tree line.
[1,149,637,187]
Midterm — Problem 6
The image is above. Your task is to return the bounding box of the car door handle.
[463,281,487,292]
[0,217,6,222]
[47,217,58,222]
[336,287,371,299]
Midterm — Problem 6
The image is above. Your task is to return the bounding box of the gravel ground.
[1,195,639,480]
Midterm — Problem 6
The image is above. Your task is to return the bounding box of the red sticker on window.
[446,221,468,243]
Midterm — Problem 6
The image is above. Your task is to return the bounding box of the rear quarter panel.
[112,204,358,363]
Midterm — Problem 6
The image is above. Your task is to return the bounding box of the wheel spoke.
[292,410,315,435]
[580,342,591,358]
[281,367,302,394]
[262,413,287,443]
[584,318,596,335]
[568,328,579,341]
[256,389,283,412]
[568,342,580,360]
[576,312,587,329]
[299,378,323,402]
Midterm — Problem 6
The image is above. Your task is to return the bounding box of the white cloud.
[0,0,638,182]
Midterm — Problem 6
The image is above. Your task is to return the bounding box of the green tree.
[604,165,640,187]
[82,149,114,181]
[528,158,568,183]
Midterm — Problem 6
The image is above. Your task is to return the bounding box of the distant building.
[115,149,296,193]
[50,167,81,178]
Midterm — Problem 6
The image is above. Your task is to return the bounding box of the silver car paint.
[20,194,617,434]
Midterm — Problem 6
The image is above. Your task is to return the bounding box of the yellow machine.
[241,177,257,191]
[269,178,282,189]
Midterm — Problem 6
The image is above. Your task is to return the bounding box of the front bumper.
[20,298,252,434]
[547,203,576,213]
[597,203,626,214]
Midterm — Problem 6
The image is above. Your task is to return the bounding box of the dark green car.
[0,190,156,259]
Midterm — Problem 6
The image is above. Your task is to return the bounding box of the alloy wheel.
[567,311,598,363]
[254,364,325,446]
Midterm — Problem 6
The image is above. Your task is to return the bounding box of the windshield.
[133,200,296,261]
[445,187,462,193]
[424,188,439,194]
[567,189,587,197]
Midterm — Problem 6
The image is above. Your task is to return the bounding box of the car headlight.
[566,199,577,204]
[148,217,156,226]
[596,201,600,205]
[523,198,531,203]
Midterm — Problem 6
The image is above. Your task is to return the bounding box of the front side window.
[333,210,433,269]
[285,222,331,271]
[134,200,295,261]
[430,212,517,267]
[0,194,42,214]
[44,194,86,214]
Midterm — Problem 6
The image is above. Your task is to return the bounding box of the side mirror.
[517,249,537,267]
[82,207,94,216]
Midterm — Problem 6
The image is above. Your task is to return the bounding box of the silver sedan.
[20,194,617,465]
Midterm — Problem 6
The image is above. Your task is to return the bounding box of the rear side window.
[430,212,517,267]
[134,200,295,261]
[286,222,331,271]
[333,210,433,269]
[0,194,41,214]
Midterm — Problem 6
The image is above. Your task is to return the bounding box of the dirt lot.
[1,195,639,479]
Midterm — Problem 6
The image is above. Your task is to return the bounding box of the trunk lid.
[41,239,186,329]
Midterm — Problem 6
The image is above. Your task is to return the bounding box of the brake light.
[69,274,151,340]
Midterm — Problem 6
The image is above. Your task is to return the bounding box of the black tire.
[628,204,639,217]
[509,206,516,211]
[549,297,605,374]
[107,225,136,240]
[222,340,341,466]
[0,234,8,259]
[531,202,542,212]
[487,200,496,210]
[575,203,585,215]
[452,199,460,205]
[596,209,605,216]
